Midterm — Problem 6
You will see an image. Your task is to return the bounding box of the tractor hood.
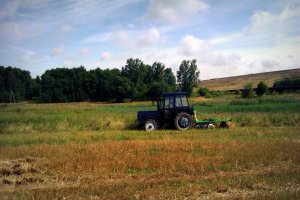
[137,111,159,124]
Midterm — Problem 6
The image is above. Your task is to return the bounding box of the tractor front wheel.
[174,112,193,130]
[144,119,158,131]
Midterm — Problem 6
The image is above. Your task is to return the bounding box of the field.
[199,68,300,90]
[0,94,300,199]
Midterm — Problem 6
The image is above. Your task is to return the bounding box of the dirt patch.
[15,177,44,186]
[0,157,44,187]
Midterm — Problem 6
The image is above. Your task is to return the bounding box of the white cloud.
[261,59,280,69]
[136,28,165,46]
[82,32,111,43]
[249,6,300,33]
[12,46,41,61]
[209,33,243,45]
[50,45,64,57]
[100,52,112,60]
[144,0,209,23]
[0,21,44,39]
[178,35,242,68]
[112,31,131,48]
[210,5,300,48]
[180,35,211,56]
[83,28,165,50]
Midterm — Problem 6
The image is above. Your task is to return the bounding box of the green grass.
[0,94,299,135]
[195,102,300,112]
[0,127,299,147]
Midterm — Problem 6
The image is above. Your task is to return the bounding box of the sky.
[0,0,299,80]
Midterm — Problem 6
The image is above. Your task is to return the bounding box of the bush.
[273,77,300,87]
[198,88,228,98]
[198,87,209,97]
[273,77,300,93]
[241,84,253,98]
[256,81,268,97]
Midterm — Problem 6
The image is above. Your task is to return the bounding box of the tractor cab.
[159,92,193,120]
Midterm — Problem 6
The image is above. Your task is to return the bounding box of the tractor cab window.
[157,97,163,111]
[175,95,188,107]
[164,96,174,108]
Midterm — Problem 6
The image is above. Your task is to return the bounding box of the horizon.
[0,0,299,80]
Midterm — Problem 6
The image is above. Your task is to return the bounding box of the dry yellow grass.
[1,132,299,199]
[199,68,300,90]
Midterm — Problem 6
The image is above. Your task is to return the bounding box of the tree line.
[0,58,200,103]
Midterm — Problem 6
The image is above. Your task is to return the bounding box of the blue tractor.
[137,92,230,131]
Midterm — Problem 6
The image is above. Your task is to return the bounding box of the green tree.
[39,67,91,102]
[163,68,176,91]
[0,66,33,102]
[121,58,147,87]
[150,62,165,81]
[176,59,200,96]
[110,76,135,102]
[145,63,176,100]
[256,81,268,96]
[121,58,150,100]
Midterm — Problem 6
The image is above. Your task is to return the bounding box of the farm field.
[0,94,300,199]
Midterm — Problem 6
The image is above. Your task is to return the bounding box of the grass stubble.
[0,95,300,199]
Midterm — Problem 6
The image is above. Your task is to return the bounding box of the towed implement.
[137,92,230,131]
[193,111,230,129]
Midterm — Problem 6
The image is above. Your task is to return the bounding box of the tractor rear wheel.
[174,112,193,130]
[144,119,158,131]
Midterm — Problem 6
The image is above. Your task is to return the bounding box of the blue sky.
[0,0,299,79]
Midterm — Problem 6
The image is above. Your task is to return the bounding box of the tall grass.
[0,102,153,134]
[1,127,299,147]
[1,95,299,135]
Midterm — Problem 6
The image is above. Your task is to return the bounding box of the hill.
[199,68,300,91]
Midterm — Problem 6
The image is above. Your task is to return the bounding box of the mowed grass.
[0,129,299,199]
[0,94,300,199]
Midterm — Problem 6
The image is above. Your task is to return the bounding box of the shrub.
[273,77,300,93]
[241,83,253,98]
[198,88,227,98]
[256,81,268,97]
[273,77,300,87]
[198,87,209,97]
